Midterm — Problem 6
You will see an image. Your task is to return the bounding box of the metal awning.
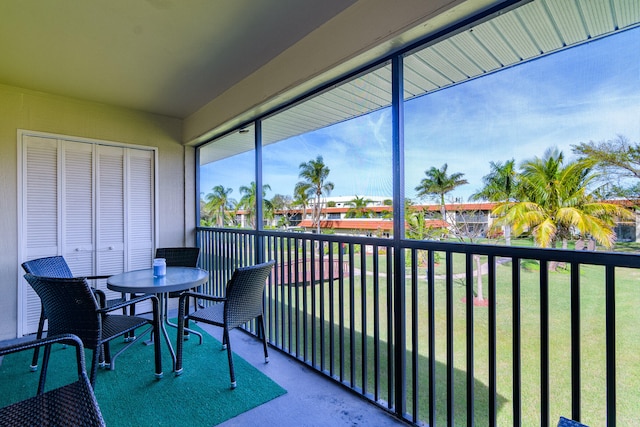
[200,0,639,164]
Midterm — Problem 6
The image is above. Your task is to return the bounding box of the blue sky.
[201,26,639,204]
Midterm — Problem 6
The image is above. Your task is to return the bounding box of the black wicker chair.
[21,255,128,371]
[155,247,202,341]
[23,274,163,386]
[0,334,105,426]
[175,260,275,388]
[155,248,201,291]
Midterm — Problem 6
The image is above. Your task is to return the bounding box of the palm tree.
[415,163,468,221]
[346,195,374,218]
[292,185,311,226]
[470,159,518,244]
[237,181,272,228]
[203,185,235,227]
[296,156,334,234]
[492,148,634,251]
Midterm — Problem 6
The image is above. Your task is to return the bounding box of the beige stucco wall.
[0,83,193,340]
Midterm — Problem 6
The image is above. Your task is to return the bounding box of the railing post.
[446,251,454,427]
[254,119,265,262]
[488,254,497,427]
[428,249,436,427]
[465,252,475,426]
[540,260,550,427]
[391,53,406,418]
[571,263,581,421]
[512,257,521,426]
[605,265,616,427]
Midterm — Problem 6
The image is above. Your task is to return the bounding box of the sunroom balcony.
[3,1,638,425]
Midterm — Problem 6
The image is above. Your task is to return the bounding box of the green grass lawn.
[265,245,640,426]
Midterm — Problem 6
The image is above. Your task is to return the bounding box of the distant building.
[232,196,640,242]
[307,195,390,208]
[275,197,496,237]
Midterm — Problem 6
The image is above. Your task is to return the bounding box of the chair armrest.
[98,293,158,314]
[178,291,225,305]
[90,289,127,309]
[0,334,87,391]
[92,289,107,308]
[0,334,104,426]
[81,275,110,281]
[0,334,83,360]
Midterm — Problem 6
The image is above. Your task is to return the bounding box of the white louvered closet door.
[63,141,95,278]
[94,146,156,307]
[19,132,156,336]
[95,145,126,302]
[127,148,155,270]
[21,135,59,335]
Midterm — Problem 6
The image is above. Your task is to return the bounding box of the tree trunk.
[474,254,484,301]
[549,239,559,271]
[504,224,511,245]
[315,196,321,234]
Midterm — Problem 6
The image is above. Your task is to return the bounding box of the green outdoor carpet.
[0,324,286,426]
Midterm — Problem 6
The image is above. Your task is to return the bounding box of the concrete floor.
[193,323,410,427]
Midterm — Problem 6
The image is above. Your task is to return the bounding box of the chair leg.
[170,297,190,344]
[37,343,53,395]
[151,297,163,379]
[97,344,106,368]
[165,294,203,344]
[102,342,112,369]
[223,329,236,389]
[130,294,136,316]
[258,315,269,363]
[174,294,202,342]
[180,295,190,339]
[31,308,46,371]
[187,295,204,345]
[89,349,101,388]
[123,293,136,341]
[175,296,186,376]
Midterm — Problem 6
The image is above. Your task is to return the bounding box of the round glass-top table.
[107,266,209,370]
[107,266,208,294]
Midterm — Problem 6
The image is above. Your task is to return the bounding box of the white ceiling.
[0,0,355,118]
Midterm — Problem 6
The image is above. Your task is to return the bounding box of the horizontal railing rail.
[197,226,639,427]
